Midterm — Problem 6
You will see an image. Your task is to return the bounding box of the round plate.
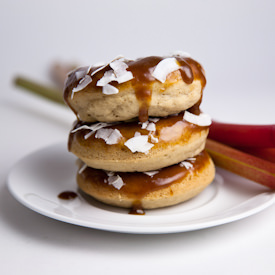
[7,143,275,234]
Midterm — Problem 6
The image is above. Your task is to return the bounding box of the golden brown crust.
[77,151,215,209]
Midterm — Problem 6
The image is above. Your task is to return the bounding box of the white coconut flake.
[149,117,160,123]
[146,122,156,132]
[143,170,159,177]
[74,66,89,81]
[134,132,141,137]
[183,111,212,126]
[141,121,156,132]
[152,57,180,83]
[106,129,123,145]
[141,121,149,129]
[71,125,93,133]
[96,70,116,86]
[95,128,113,140]
[110,59,128,76]
[149,134,159,143]
[102,84,119,95]
[91,55,124,76]
[108,174,124,190]
[71,75,92,98]
[95,128,122,145]
[116,71,134,84]
[179,161,193,169]
[124,135,154,153]
[110,59,134,84]
[106,171,115,177]
[186,157,196,162]
[71,122,112,133]
[97,69,133,87]
[78,163,87,174]
[93,56,134,95]
[71,122,116,140]
[84,132,94,139]
[91,64,108,77]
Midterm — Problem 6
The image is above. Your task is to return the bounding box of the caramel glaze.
[63,55,206,122]
[68,112,208,153]
[58,191,78,200]
[78,150,209,214]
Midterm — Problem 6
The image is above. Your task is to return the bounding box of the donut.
[64,54,206,123]
[68,112,209,172]
[77,150,215,211]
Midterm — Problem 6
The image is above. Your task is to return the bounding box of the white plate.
[7,143,275,234]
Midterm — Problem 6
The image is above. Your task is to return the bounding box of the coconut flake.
[96,70,116,86]
[152,57,180,83]
[71,75,92,98]
[102,84,119,95]
[186,157,196,162]
[110,59,134,83]
[110,59,128,76]
[143,170,159,177]
[94,56,134,96]
[141,121,156,132]
[95,128,122,145]
[116,71,134,84]
[149,134,159,143]
[141,121,149,129]
[179,161,193,169]
[107,174,124,190]
[97,60,133,94]
[95,128,113,141]
[71,122,115,140]
[124,134,154,153]
[149,117,160,123]
[78,163,87,174]
[107,129,123,145]
[183,111,212,126]
[71,125,93,133]
[71,122,112,133]
[106,171,115,177]
[91,55,124,76]
[146,122,156,132]
[74,66,90,81]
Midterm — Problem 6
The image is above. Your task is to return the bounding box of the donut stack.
[64,52,215,214]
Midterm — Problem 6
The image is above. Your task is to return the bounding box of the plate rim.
[7,142,275,234]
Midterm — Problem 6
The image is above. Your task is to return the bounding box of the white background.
[1,0,275,274]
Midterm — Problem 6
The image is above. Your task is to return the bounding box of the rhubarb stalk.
[236,147,275,163]
[209,120,275,148]
[14,76,64,105]
[206,139,275,189]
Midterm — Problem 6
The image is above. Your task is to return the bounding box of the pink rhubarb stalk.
[209,120,275,148]
[206,139,275,189]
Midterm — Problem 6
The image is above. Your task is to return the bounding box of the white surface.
[8,143,275,234]
[1,0,275,274]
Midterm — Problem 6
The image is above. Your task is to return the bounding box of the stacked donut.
[64,52,215,214]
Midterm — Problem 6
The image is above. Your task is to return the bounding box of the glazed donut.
[77,150,215,210]
[68,112,209,172]
[64,54,206,123]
